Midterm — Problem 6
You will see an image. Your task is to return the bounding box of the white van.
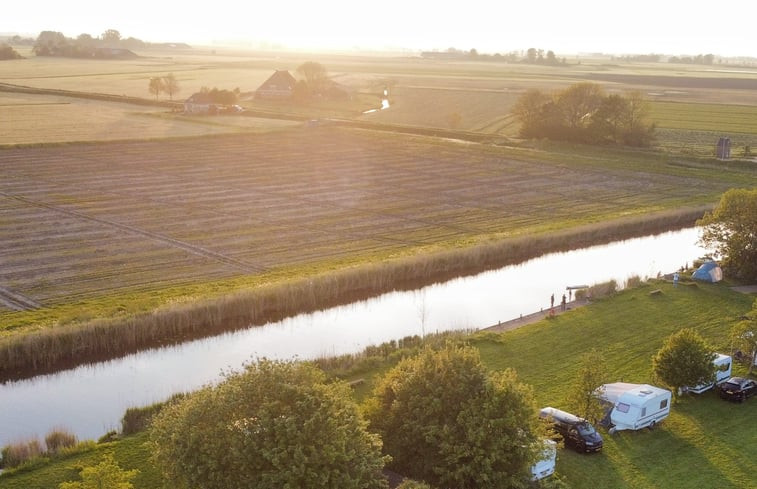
[530,439,556,481]
[596,383,671,434]
[683,353,732,394]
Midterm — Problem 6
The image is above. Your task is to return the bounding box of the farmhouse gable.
[184,92,216,114]
[255,70,297,99]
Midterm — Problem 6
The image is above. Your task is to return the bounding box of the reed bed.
[0,207,706,381]
[0,429,80,470]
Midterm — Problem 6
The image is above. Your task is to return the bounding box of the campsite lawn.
[471,280,756,488]
[1,280,755,489]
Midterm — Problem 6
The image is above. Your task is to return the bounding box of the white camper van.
[683,353,732,394]
[596,383,671,434]
[530,439,556,481]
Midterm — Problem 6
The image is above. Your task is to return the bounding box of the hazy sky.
[4,1,756,57]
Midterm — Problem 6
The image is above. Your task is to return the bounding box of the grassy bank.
[2,279,754,488]
[0,207,706,381]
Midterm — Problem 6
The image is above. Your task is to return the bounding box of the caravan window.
[616,402,630,413]
[660,399,668,409]
[641,407,646,417]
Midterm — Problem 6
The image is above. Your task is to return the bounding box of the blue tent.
[692,261,723,283]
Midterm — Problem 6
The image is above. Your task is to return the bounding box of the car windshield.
[723,382,740,390]
[577,423,596,436]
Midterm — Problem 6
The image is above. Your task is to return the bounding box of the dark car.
[539,407,603,453]
[718,377,757,402]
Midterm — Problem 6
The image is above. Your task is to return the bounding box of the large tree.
[652,328,716,400]
[566,349,608,425]
[101,29,122,44]
[148,77,164,100]
[162,73,180,100]
[697,188,757,281]
[364,344,539,489]
[150,359,388,489]
[296,61,329,95]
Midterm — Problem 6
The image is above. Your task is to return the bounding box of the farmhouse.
[93,47,138,59]
[255,70,297,99]
[184,92,217,114]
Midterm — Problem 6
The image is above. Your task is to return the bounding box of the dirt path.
[482,299,590,333]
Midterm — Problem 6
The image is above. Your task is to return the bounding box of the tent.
[692,261,723,283]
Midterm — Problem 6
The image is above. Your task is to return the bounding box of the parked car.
[539,407,603,453]
[718,377,757,402]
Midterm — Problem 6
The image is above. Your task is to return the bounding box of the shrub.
[97,431,119,444]
[625,275,644,289]
[121,392,186,435]
[586,280,617,300]
[45,428,78,454]
[1,438,44,469]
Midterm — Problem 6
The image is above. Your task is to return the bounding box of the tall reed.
[0,207,707,381]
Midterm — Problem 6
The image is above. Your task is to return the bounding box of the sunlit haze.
[4,0,757,57]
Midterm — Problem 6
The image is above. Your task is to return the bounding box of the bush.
[624,275,644,289]
[587,280,617,300]
[121,392,186,435]
[1,439,44,469]
[97,431,119,444]
[45,429,77,454]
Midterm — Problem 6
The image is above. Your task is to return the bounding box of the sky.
[3,1,757,57]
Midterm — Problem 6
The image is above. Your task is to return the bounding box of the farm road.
[1,126,753,309]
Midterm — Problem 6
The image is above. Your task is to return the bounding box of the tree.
[566,349,608,425]
[731,299,757,374]
[512,88,551,138]
[296,61,329,95]
[101,29,121,44]
[556,82,604,132]
[652,328,716,400]
[364,344,540,489]
[148,77,164,100]
[150,359,388,489]
[162,73,180,100]
[697,188,757,281]
[589,94,630,144]
[526,48,537,63]
[59,453,138,489]
[33,31,67,56]
[0,45,23,60]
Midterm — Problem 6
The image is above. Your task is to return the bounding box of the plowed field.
[1,126,754,311]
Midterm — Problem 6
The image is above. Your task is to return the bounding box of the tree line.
[422,47,566,65]
[512,82,656,146]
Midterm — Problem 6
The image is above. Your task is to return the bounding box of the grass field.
[4,46,757,141]
[1,280,754,488]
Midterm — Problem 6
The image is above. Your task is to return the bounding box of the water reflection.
[0,228,706,446]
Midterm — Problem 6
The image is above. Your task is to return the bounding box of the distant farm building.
[93,47,138,59]
[255,70,297,99]
[184,92,216,114]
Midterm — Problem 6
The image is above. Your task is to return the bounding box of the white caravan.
[596,383,671,434]
[683,353,732,394]
[530,439,556,481]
